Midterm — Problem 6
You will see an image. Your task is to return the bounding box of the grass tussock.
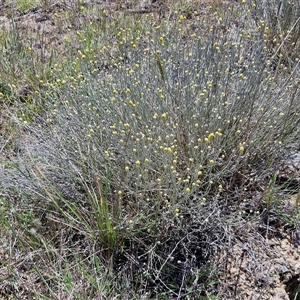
[1,1,300,299]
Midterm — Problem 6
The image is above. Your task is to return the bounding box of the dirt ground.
[218,195,300,300]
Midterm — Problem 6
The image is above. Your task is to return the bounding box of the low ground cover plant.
[1,1,299,298]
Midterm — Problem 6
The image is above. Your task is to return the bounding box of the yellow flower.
[208,133,215,141]
[239,146,245,154]
[185,187,191,194]
[129,100,136,107]
[161,113,167,120]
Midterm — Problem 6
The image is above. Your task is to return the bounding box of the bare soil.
[218,195,300,299]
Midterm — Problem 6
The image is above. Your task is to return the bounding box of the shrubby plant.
[3,1,300,298]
